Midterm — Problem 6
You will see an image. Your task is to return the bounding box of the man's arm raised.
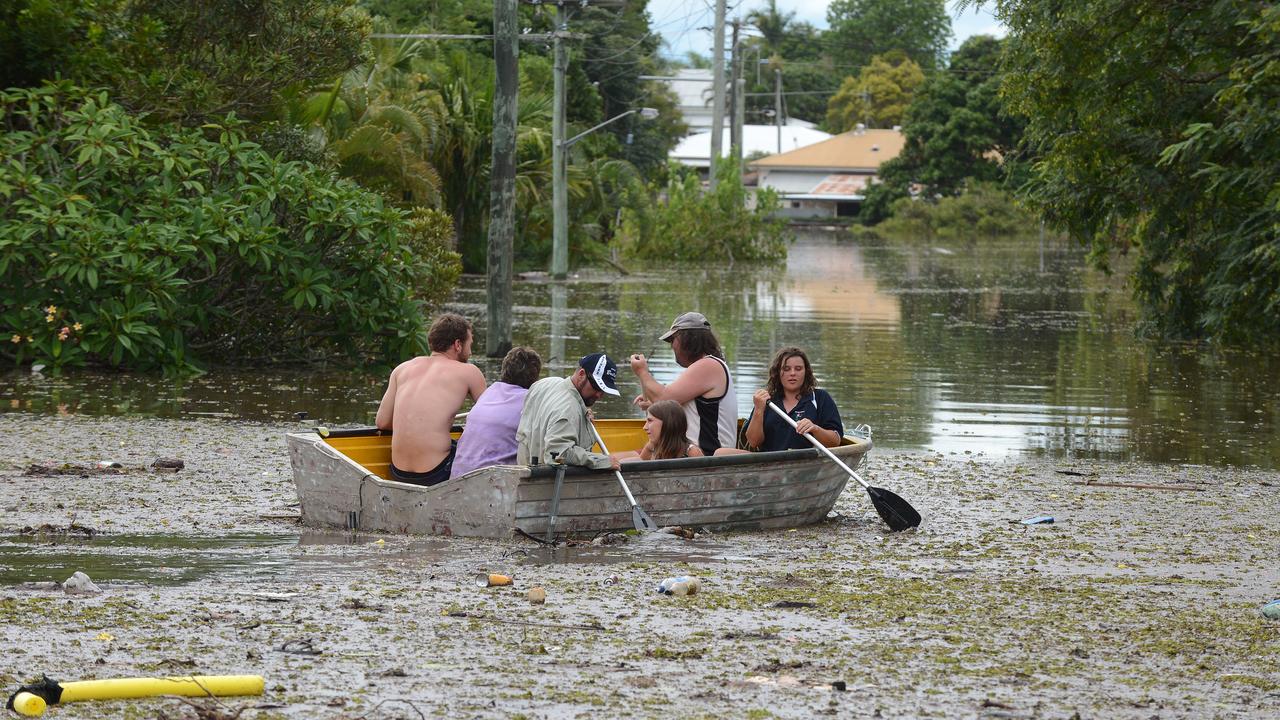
[641,356,724,405]
[628,354,665,404]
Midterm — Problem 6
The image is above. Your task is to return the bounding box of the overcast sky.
[646,0,1006,61]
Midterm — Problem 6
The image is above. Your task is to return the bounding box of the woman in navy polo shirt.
[743,346,844,451]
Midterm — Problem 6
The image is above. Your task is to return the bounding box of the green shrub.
[871,182,1039,241]
[0,84,461,371]
[613,158,789,263]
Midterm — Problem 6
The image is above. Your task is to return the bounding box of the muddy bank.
[1,415,1278,719]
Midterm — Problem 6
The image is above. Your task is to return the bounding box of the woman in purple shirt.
[449,347,542,479]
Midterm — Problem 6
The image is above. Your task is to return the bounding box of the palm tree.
[747,0,796,57]
[289,37,444,208]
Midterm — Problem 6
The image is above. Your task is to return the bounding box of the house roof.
[670,125,833,168]
[750,128,905,171]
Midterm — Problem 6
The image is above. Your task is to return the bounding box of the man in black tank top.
[628,312,737,455]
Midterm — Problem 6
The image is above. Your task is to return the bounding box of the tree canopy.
[973,0,1280,343]
[825,0,952,70]
[883,35,1022,198]
[824,51,924,132]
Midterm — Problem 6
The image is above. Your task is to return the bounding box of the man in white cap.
[629,311,737,455]
[516,352,622,470]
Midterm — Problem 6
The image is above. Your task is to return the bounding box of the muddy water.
[2,232,1280,718]
[1,416,1278,719]
[4,230,1278,468]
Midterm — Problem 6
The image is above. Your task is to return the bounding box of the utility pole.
[486,0,518,356]
[709,0,727,189]
[373,27,562,352]
[775,68,782,154]
[550,2,569,279]
[547,0,623,279]
[728,20,742,167]
[732,21,744,168]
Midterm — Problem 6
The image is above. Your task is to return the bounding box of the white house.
[670,125,833,169]
[749,128,906,218]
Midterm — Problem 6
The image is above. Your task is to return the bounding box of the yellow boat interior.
[320,419,859,482]
[323,419,648,481]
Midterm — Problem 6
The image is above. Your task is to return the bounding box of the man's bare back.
[375,329,486,475]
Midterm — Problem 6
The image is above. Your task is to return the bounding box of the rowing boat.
[285,420,872,539]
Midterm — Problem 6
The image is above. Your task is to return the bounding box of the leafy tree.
[746,60,842,127]
[359,0,490,31]
[971,0,1280,343]
[572,1,681,172]
[825,0,952,70]
[0,0,122,90]
[868,182,1039,240]
[17,0,372,126]
[418,47,553,268]
[615,158,789,263]
[288,37,445,208]
[748,0,796,56]
[878,35,1024,199]
[0,84,460,371]
[825,51,924,132]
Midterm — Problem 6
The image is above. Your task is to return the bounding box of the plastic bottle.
[656,576,701,596]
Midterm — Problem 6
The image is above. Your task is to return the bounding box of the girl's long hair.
[648,400,689,460]
[766,346,816,398]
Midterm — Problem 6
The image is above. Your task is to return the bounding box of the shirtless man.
[375,313,487,486]
[628,311,737,455]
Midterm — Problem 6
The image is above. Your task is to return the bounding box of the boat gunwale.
[287,426,871,481]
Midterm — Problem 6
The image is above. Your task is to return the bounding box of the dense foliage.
[973,0,1280,342]
[0,85,459,371]
[825,0,952,70]
[861,182,1040,240]
[859,35,1025,226]
[2,0,370,126]
[614,159,789,263]
[824,52,924,132]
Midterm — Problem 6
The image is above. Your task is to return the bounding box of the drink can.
[475,572,513,588]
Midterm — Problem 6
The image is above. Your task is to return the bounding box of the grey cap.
[659,311,711,342]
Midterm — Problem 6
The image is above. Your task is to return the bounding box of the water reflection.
[1,230,1277,468]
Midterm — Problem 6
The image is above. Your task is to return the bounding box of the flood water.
[2,229,1277,468]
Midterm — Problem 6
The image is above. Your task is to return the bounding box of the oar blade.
[867,486,921,532]
[632,505,658,533]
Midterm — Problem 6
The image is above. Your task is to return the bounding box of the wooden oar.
[767,401,921,532]
[587,422,657,532]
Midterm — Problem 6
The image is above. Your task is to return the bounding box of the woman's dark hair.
[500,346,542,388]
[427,313,472,352]
[673,328,724,361]
[647,400,689,460]
[766,346,816,398]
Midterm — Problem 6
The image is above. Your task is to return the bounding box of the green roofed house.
[748,126,905,220]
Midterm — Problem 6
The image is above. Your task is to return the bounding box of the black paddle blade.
[632,505,658,532]
[867,486,921,532]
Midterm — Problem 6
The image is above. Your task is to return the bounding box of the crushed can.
[475,573,513,588]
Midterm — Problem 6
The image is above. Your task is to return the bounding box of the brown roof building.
[749,128,905,219]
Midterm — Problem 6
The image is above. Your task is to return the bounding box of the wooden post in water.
[486,0,518,357]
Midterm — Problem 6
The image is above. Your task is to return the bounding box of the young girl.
[631,400,705,461]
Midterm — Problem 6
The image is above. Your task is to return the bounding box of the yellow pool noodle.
[12,675,264,717]
[11,692,46,717]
